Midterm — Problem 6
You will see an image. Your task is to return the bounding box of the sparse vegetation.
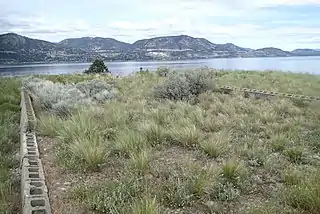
[18,69,320,213]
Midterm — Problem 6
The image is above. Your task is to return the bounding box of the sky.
[1,0,320,50]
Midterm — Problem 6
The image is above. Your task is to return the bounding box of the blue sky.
[1,0,320,50]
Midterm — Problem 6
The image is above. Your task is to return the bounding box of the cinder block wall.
[20,90,52,214]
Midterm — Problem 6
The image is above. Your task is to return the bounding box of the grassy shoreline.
[2,68,320,213]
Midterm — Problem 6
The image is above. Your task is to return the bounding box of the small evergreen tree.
[85,59,109,74]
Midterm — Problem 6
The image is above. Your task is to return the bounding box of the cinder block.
[20,90,52,214]
[20,133,40,161]
[21,158,46,181]
[22,196,51,214]
[22,180,49,206]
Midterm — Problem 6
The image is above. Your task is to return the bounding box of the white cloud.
[0,0,319,50]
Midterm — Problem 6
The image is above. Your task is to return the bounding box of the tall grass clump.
[285,171,320,213]
[152,70,214,101]
[270,134,290,152]
[128,149,151,175]
[132,197,159,214]
[200,132,229,158]
[139,121,168,146]
[69,135,107,171]
[114,129,149,157]
[285,147,304,163]
[220,160,248,186]
[168,122,202,147]
[54,108,107,170]
[55,108,103,144]
[38,113,61,137]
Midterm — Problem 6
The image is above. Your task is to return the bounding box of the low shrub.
[156,67,170,77]
[23,78,117,116]
[75,79,116,99]
[152,70,214,101]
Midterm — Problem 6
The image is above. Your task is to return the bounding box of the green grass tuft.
[200,132,229,158]
[285,172,320,213]
[220,160,248,185]
[285,147,303,163]
[168,122,202,147]
[114,129,149,157]
[69,135,107,171]
[132,197,159,214]
[270,134,290,152]
[128,149,151,175]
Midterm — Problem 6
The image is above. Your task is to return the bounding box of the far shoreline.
[1,55,320,67]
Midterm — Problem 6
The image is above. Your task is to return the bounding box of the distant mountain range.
[0,33,319,64]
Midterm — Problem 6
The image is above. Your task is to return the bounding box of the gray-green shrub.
[152,70,214,101]
[156,67,170,77]
[23,78,117,116]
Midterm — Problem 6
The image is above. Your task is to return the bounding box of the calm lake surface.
[1,56,320,76]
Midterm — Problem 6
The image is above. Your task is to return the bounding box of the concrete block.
[21,158,46,181]
[20,133,40,161]
[20,89,52,214]
[22,196,51,214]
[22,180,49,206]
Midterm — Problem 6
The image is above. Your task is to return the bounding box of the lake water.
[1,56,320,76]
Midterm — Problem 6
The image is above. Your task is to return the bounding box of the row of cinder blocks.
[219,86,320,101]
[20,90,52,214]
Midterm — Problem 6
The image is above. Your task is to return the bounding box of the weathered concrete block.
[22,180,49,205]
[20,133,40,162]
[22,196,51,214]
[20,90,28,133]
[219,87,233,94]
[21,158,46,181]
[20,89,52,214]
[24,92,37,132]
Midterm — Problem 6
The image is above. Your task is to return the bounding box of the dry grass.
[33,70,320,213]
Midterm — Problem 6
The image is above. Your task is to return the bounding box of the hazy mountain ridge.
[0,33,319,64]
[291,48,320,56]
[58,37,130,52]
